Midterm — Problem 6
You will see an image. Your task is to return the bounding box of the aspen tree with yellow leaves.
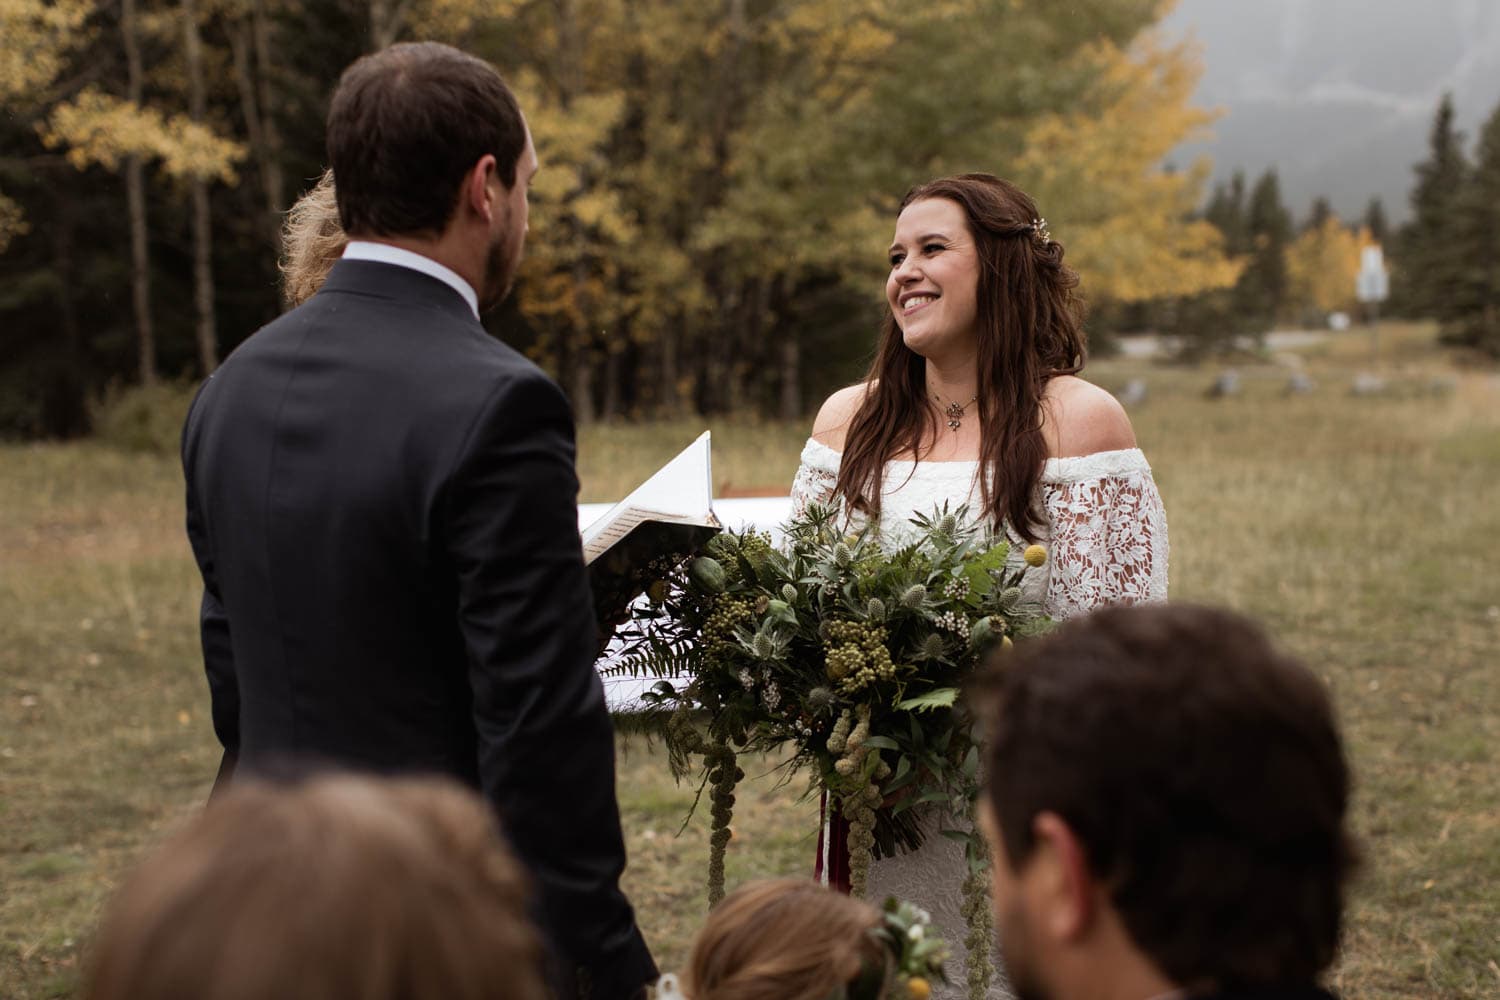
[1285,215,1363,322]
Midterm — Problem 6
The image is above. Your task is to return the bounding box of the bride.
[790,173,1168,998]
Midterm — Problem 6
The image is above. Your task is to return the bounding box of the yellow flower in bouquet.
[1023,544,1047,567]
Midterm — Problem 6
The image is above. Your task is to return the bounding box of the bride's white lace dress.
[790,437,1169,999]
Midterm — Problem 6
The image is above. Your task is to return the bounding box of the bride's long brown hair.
[834,174,1086,542]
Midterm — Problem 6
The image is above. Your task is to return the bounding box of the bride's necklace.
[931,389,979,432]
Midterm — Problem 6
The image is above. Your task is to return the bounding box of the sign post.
[1356,245,1390,363]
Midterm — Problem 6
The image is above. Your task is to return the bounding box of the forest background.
[6,0,1496,443]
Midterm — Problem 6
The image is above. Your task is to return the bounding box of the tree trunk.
[50,191,88,437]
[232,1,285,251]
[779,334,800,422]
[601,343,623,420]
[778,278,800,421]
[252,0,284,222]
[122,0,155,385]
[570,354,594,425]
[369,0,413,49]
[184,0,218,374]
[659,325,680,416]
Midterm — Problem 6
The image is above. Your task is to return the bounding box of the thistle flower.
[751,632,775,660]
[901,584,927,608]
[833,542,854,567]
[1023,544,1047,567]
[782,583,798,603]
[866,597,886,620]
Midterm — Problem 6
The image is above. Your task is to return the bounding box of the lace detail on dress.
[1042,466,1169,619]
[789,439,1169,619]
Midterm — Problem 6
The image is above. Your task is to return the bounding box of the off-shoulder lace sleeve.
[790,437,840,517]
[1040,449,1168,619]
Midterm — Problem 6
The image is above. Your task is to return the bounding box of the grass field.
[2,323,1497,998]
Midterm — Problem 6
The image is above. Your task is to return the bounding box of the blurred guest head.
[85,774,548,1000]
[326,42,536,311]
[684,878,889,1000]
[975,603,1357,1000]
[279,169,346,308]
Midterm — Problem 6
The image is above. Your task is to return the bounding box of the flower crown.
[839,898,950,1000]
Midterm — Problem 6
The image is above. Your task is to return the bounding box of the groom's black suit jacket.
[182,258,655,998]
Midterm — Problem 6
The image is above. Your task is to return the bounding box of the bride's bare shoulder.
[810,381,875,451]
[1041,375,1136,458]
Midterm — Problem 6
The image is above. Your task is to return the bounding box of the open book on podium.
[582,431,722,630]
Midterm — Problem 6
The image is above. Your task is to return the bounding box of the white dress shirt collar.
[341,241,480,319]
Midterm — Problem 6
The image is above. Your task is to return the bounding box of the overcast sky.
[1158,0,1500,224]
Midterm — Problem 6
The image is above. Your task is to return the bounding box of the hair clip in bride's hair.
[1031,217,1051,245]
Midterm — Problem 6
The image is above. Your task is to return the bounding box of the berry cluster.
[701,595,755,664]
[822,619,896,693]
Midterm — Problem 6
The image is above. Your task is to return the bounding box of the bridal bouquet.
[612,500,1051,892]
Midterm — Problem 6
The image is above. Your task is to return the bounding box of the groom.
[181,42,655,999]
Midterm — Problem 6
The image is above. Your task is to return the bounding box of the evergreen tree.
[1303,196,1333,233]
[1445,100,1500,356]
[1364,197,1389,246]
[1398,93,1470,318]
[1204,172,1248,253]
[1237,169,1292,331]
[1154,171,1254,359]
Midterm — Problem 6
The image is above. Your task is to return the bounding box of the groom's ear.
[460,154,500,224]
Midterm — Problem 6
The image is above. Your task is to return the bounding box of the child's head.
[685,879,891,1000]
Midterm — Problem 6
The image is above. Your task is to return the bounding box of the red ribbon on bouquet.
[813,789,853,894]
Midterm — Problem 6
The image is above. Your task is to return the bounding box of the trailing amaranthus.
[832,704,891,897]
[705,739,741,907]
[959,810,996,1000]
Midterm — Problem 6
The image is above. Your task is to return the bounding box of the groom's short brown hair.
[327,42,526,238]
[977,603,1357,987]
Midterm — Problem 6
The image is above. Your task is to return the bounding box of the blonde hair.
[85,774,548,1000]
[279,169,347,307]
[686,879,889,1000]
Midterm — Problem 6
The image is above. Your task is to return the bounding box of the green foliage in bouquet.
[611,501,1051,997]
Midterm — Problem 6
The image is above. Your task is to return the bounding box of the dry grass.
[1,321,1496,997]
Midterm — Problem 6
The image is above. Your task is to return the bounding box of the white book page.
[580,431,715,556]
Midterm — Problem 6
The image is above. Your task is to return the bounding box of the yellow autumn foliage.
[1286,217,1363,316]
[1015,31,1242,302]
[0,0,91,103]
[40,88,245,183]
[0,192,25,253]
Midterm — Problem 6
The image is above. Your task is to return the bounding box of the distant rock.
[1118,379,1148,408]
[1287,372,1317,394]
[1206,370,1241,399]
